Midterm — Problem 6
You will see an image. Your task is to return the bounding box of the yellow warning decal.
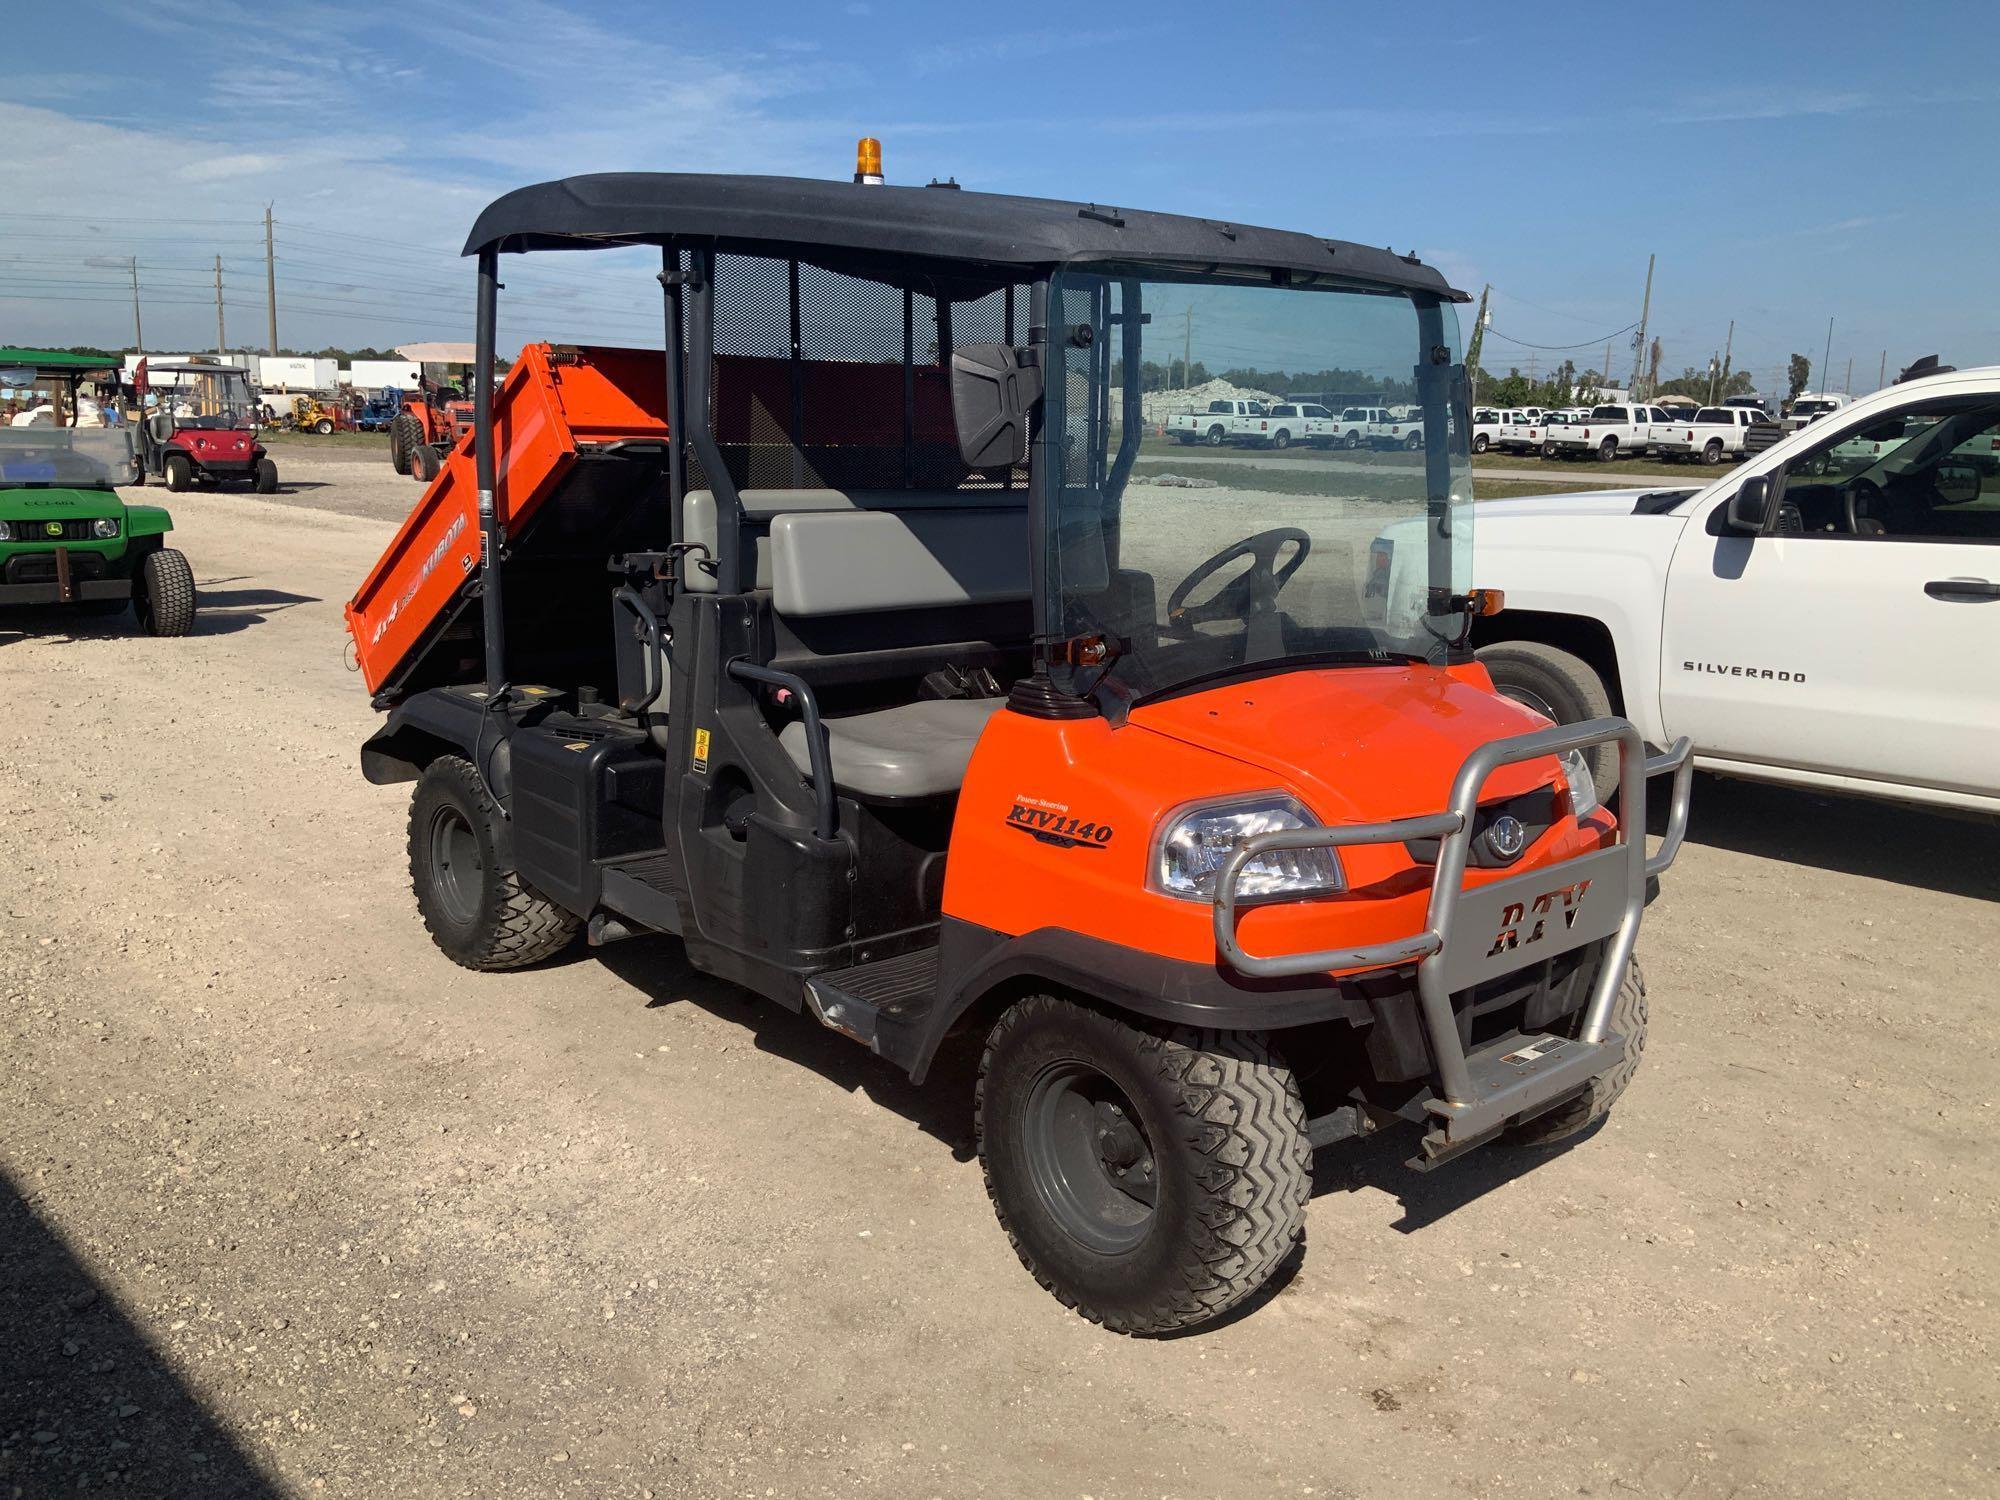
[692,727,711,772]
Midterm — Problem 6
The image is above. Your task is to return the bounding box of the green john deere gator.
[0,349,195,635]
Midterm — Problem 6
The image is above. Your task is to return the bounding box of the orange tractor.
[346,154,1692,1333]
[387,378,476,482]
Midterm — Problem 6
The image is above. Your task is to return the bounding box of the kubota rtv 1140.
[346,153,1691,1333]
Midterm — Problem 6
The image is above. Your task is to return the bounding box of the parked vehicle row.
[1166,399,1417,449]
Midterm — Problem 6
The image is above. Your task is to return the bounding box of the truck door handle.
[1925,577,2000,602]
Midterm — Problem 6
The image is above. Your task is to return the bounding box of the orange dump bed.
[345,343,670,694]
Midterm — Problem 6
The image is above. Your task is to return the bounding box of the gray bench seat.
[779,698,1006,800]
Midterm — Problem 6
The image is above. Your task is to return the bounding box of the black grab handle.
[726,659,838,842]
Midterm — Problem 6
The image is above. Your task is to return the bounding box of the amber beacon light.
[854,137,884,185]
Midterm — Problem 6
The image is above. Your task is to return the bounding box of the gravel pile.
[1140,379,1281,427]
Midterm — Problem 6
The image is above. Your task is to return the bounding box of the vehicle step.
[1406,1028,1626,1172]
[804,947,940,1066]
[597,850,684,935]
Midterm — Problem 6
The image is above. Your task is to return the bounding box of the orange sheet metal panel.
[943,666,1611,973]
[344,344,670,695]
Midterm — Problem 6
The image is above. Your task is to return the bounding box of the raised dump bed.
[346,342,672,699]
[346,340,964,702]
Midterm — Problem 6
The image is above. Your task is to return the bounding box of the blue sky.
[3,0,1994,398]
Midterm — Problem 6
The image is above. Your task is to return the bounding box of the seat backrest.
[767,508,1027,616]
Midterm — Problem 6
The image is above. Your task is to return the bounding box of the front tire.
[1504,958,1648,1145]
[1597,437,1618,462]
[410,442,442,482]
[408,756,579,970]
[314,418,335,436]
[1476,639,1618,803]
[1271,429,1291,450]
[1473,433,1489,453]
[1702,439,1723,465]
[163,453,191,492]
[254,457,278,493]
[976,995,1310,1335]
[134,547,196,636]
[1205,425,1226,448]
[1344,430,1362,449]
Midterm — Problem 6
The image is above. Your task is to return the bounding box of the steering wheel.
[1844,477,1888,536]
[1165,527,1310,636]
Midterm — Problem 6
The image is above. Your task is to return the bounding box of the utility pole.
[214,255,227,359]
[1720,319,1734,391]
[1820,317,1833,395]
[1843,356,1852,395]
[1878,349,1887,391]
[1601,342,1612,394]
[127,258,144,357]
[264,204,279,356]
[1628,253,1655,395]
[1465,283,1491,404]
[1183,305,1192,389]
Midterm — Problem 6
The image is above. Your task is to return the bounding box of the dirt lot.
[2,452,1995,1499]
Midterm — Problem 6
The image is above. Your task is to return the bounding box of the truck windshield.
[1042,266,1472,703]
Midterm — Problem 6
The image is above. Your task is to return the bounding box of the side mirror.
[950,341,1043,470]
[1935,461,1982,506]
[1726,475,1772,533]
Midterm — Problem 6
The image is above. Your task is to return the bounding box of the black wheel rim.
[1498,683,1559,723]
[1022,1060,1157,1254]
[428,806,483,926]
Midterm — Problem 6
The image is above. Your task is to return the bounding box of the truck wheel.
[314,418,335,436]
[1173,432,1196,446]
[163,453,192,492]
[1271,428,1291,450]
[1475,640,1618,804]
[1344,430,1362,449]
[408,755,579,970]
[1597,437,1618,462]
[1503,957,1647,1146]
[1702,439,1724,465]
[1404,431,1423,451]
[254,457,278,493]
[976,995,1310,1335]
[1540,440,1556,459]
[134,547,196,637]
[411,443,442,482]
[1205,425,1226,447]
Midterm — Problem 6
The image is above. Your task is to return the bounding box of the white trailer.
[345,360,422,392]
[256,356,339,393]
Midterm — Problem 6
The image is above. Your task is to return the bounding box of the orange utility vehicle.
[347,157,1693,1333]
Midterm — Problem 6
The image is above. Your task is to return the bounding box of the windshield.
[0,422,134,487]
[1794,400,1837,417]
[148,366,257,427]
[1043,267,1471,703]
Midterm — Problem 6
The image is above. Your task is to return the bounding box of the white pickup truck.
[1649,405,1760,464]
[1329,405,1393,448]
[1785,392,1850,432]
[1370,364,2000,813]
[1367,412,1426,450]
[1545,403,1675,461]
[1247,401,1339,449]
[1167,398,1270,446]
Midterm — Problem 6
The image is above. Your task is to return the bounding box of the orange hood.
[1127,664,1561,823]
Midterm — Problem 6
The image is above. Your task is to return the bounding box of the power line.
[1484,320,1641,353]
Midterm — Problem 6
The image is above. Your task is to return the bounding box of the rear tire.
[163,453,191,492]
[389,413,413,473]
[408,755,579,970]
[976,995,1310,1335]
[1475,639,1618,804]
[254,457,278,493]
[1503,958,1648,1146]
[134,547,196,637]
[314,418,334,435]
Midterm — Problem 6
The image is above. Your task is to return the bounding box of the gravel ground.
[1,453,1995,1499]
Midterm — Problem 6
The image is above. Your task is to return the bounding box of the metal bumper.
[1212,719,1694,1161]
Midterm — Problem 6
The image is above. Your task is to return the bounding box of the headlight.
[1152,795,1345,903]
[1560,748,1599,818]
[92,517,119,539]
[0,519,12,541]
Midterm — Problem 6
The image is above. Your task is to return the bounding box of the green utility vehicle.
[0,350,196,635]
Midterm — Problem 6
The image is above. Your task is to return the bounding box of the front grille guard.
[1212,719,1693,1114]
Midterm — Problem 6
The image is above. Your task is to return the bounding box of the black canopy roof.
[462,173,1467,303]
